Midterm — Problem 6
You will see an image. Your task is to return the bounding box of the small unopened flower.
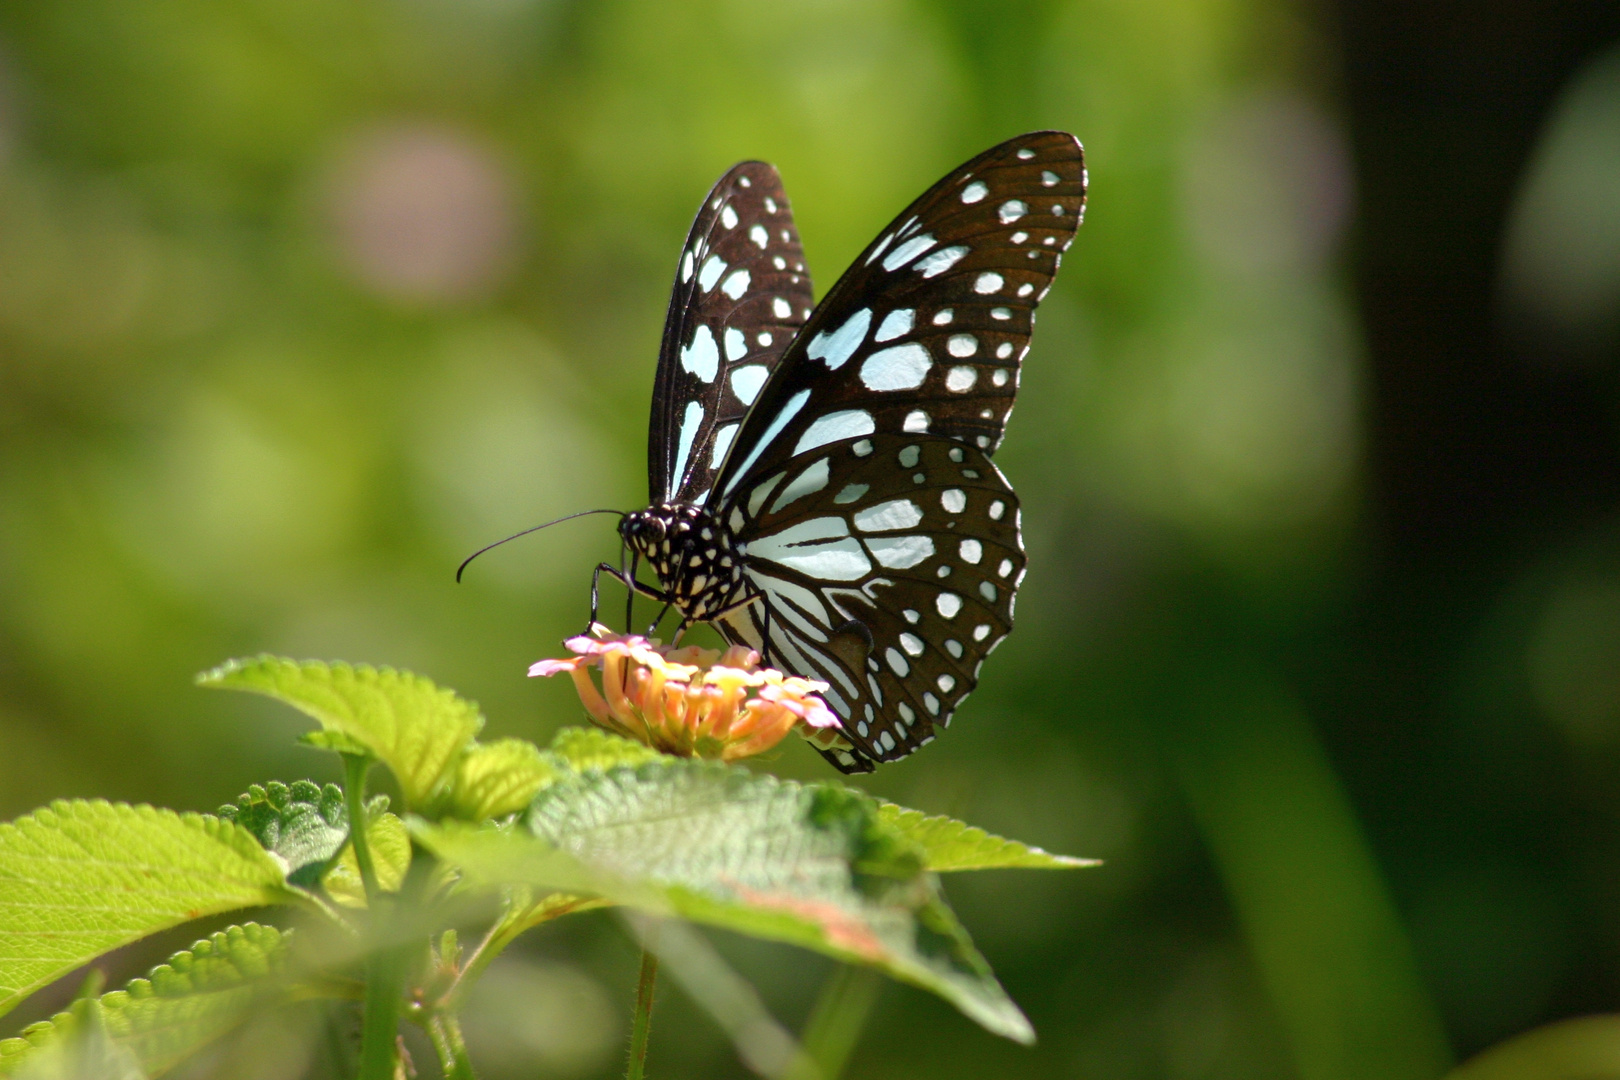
[530,624,841,761]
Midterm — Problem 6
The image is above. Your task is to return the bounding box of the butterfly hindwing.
[715,433,1024,771]
[649,162,815,506]
[711,132,1084,507]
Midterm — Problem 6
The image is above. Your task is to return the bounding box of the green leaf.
[322,811,410,908]
[876,804,1100,872]
[218,781,349,887]
[548,727,661,773]
[0,802,293,1020]
[446,739,560,821]
[414,759,1035,1043]
[198,656,484,810]
[0,923,290,1078]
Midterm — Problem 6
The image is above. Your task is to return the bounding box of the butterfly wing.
[710,131,1085,507]
[648,162,816,506]
[716,434,1024,772]
[708,132,1084,771]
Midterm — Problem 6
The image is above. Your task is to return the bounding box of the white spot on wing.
[680,325,720,382]
[992,367,1009,385]
[1017,283,1034,297]
[961,181,988,203]
[721,268,750,300]
[874,309,914,343]
[710,423,738,467]
[867,535,934,569]
[959,539,983,563]
[882,232,937,271]
[680,249,694,283]
[764,196,778,213]
[834,483,869,504]
[947,334,977,357]
[903,410,929,433]
[773,297,792,319]
[724,327,747,361]
[915,245,969,278]
[748,517,871,580]
[724,389,810,496]
[937,593,962,618]
[793,409,875,455]
[941,489,967,513]
[900,633,925,656]
[988,499,1005,520]
[945,366,977,392]
[885,648,909,676]
[898,445,920,467]
[854,499,923,532]
[999,200,1028,223]
[730,363,768,405]
[860,344,931,391]
[932,309,953,325]
[698,255,727,292]
[770,457,831,513]
[749,224,768,248]
[974,272,1004,294]
[974,623,992,640]
[1017,148,1035,160]
[720,205,738,229]
[806,309,872,370]
[671,401,705,490]
[991,307,1011,320]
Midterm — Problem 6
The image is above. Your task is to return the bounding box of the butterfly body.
[612,132,1085,773]
[620,503,745,621]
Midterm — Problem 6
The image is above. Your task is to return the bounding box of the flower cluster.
[530,625,840,761]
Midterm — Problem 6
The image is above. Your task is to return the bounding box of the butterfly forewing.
[649,162,816,505]
[712,131,1084,504]
[716,433,1025,771]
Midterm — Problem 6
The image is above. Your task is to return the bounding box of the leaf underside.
[416,749,1036,1043]
[0,802,291,1020]
[0,923,290,1078]
[198,656,484,810]
[218,781,349,887]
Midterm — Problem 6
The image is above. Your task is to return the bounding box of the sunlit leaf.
[876,804,1100,872]
[548,727,661,773]
[0,923,290,1078]
[446,739,560,821]
[198,656,484,809]
[0,802,293,1020]
[322,811,411,908]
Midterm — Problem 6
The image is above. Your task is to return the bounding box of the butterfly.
[597,132,1086,773]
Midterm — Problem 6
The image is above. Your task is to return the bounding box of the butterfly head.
[621,502,744,618]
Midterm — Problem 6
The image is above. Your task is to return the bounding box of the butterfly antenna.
[456,509,625,582]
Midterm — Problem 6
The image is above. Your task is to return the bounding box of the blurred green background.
[3,0,1620,1077]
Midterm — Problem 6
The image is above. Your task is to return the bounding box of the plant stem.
[345,753,403,1080]
[428,1012,477,1080]
[626,934,660,1080]
[342,754,381,900]
[796,965,882,1080]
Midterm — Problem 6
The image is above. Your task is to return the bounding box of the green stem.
[625,936,660,1080]
[796,965,882,1080]
[346,753,402,1080]
[428,1012,477,1080]
[342,754,381,901]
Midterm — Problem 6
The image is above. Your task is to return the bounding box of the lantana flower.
[530,624,842,761]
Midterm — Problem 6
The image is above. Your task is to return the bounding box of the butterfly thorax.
[621,503,745,620]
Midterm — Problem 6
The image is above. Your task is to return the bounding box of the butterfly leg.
[588,562,668,634]
[644,601,674,638]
